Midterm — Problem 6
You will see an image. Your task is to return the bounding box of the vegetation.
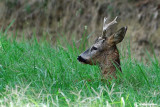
[0,30,159,106]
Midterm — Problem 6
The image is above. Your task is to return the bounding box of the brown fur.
[77,17,127,79]
[100,45,121,78]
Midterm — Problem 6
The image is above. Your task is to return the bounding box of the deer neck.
[99,46,121,78]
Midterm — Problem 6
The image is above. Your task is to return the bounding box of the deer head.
[77,17,127,76]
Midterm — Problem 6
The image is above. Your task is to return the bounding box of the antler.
[102,16,118,38]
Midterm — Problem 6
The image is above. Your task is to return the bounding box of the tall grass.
[0,31,160,106]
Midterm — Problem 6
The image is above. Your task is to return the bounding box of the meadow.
[0,29,160,106]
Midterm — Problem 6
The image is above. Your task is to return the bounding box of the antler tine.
[102,16,118,37]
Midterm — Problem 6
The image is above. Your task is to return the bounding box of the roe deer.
[77,17,127,79]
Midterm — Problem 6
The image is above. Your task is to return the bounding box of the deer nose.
[77,56,87,63]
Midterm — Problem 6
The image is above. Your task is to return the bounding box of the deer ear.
[113,27,127,44]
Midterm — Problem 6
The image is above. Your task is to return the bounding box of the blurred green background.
[0,0,160,60]
[0,0,160,106]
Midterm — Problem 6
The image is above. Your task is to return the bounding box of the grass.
[0,31,160,107]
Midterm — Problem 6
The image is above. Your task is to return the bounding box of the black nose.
[77,56,82,61]
[77,56,87,63]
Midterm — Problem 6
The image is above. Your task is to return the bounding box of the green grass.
[0,32,160,107]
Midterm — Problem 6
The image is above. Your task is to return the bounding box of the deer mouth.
[77,56,88,64]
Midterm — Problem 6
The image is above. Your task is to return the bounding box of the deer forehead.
[94,38,105,47]
[95,37,105,42]
[98,37,103,39]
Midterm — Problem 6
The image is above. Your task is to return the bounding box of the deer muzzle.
[77,56,87,63]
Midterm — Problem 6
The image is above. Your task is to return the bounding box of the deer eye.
[91,46,98,51]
